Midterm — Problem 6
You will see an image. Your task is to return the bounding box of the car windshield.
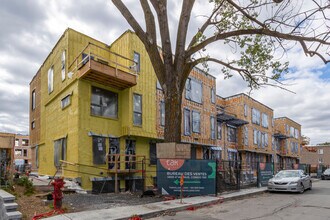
[324,169,330,174]
[275,171,300,178]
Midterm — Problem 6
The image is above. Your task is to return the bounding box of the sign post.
[180,174,184,204]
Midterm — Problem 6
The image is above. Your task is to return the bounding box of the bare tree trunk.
[163,72,183,143]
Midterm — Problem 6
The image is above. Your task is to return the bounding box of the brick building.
[14,134,31,168]
[301,145,330,167]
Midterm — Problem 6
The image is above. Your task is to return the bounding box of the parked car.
[268,170,312,193]
[321,168,330,180]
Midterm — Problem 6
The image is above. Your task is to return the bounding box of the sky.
[0,0,329,145]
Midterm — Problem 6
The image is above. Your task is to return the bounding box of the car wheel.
[321,176,325,180]
[309,181,312,190]
[300,184,305,194]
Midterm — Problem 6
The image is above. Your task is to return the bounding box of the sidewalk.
[46,187,267,220]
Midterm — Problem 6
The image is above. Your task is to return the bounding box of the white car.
[267,170,312,193]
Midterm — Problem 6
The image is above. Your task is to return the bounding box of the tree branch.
[111,0,148,45]
[174,0,195,81]
[140,0,157,45]
[186,28,330,63]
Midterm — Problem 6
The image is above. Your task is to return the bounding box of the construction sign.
[157,159,216,196]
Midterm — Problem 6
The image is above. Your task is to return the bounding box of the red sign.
[159,159,185,171]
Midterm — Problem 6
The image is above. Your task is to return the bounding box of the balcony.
[69,43,138,90]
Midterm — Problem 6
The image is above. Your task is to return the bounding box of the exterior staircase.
[0,189,22,220]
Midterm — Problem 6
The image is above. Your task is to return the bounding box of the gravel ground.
[63,192,164,212]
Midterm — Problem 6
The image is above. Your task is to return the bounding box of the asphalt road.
[152,180,330,220]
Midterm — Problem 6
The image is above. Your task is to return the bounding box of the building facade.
[274,117,301,169]
[30,28,303,191]
[14,134,31,168]
[301,145,330,167]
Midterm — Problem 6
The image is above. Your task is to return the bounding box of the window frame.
[32,90,36,110]
[54,137,67,167]
[227,125,237,143]
[90,86,118,119]
[217,121,222,140]
[184,108,191,136]
[261,113,268,128]
[48,66,54,94]
[185,77,203,104]
[160,101,165,127]
[192,110,201,133]
[61,50,66,81]
[133,51,140,72]
[211,87,215,104]
[92,136,106,165]
[133,93,142,126]
[61,94,71,109]
[210,116,216,140]
[251,108,260,125]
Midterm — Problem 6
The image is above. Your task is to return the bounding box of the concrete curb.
[46,188,268,220]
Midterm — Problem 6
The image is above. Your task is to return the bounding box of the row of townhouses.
[29,28,302,192]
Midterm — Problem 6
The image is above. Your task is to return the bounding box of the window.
[61,50,66,81]
[290,127,295,137]
[31,121,35,129]
[15,139,19,146]
[92,136,106,165]
[48,66,54,94]
[35,145,39,168]
[203,147,210,159]
[108,138,120,169]
[32,90,36,110]
[253,130,261,147]
[286,124,289,133]
[217,122,222,140]
[244,104,248,117]
[22,139,29,146]
[15,149,22,156]
[160,101,165,127]
[252,108,260,125]
[227,125,236,142]
[294,128,299,139]
[261,113,268,128]
[149,143,157,165]
[91,87,118,118]
[133,94,142,126]
[319,158,323,164]
[185,78,203,104]
[261,133,268,148]
[243,126,248,146]
[61,94,71,109]
[210,116,216,140]
[272,118,274,127]
[23,149,27,157]
[211,149,221,160]
[192,111,201,133]
[318,149,324,155]
[272,136,275,150]
[211,87,215,103]
[133,51,140,72]
[184,109,191,135]
[54,137,67,167]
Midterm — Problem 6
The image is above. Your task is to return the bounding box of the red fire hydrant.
[52,177,65,210]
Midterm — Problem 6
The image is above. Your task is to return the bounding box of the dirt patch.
[9,185,53,220]
[8,184,163,219]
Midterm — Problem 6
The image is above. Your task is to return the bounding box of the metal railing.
[67,42,138,78]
